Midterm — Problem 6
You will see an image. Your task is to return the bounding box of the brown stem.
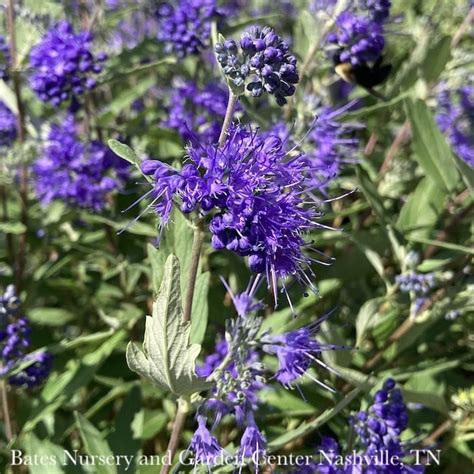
[379,121,411,175]
[7,0,28,292]
[217,91,237,148]
[422,419,452,447]
[160,399,189,474]
[0,186,15,271]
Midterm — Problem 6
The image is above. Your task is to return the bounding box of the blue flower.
[0,101,17,147]
[34,115,129,210]
[157,0,218,58]
[238,414,266,462]
[262,314,344,391]
[215,26,299,105]
[141,125,327,295]
[29,21,106,106]
[189,415,223,465]
[360,0,392,23]
[0,35,11,81]
[436,82,474,168]
[327,11,385,67]
[163,80,231,144]
[0,286,52,388]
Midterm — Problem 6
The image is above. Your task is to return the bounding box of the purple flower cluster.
[215,26,299,106]
[262,314,343,391]
[327,11,385,67]
[0,286,52,388]
[360,0,392,23]
[163,81,230,144]
[141,125,323,290]
[157,0,217,58]
[395,272,435,296]
[0,35,10,81]
[34,115,129,210]
[29,21,106,106]
[189,415,223,465]
[314,379,424,474]
[436,83,474,168]
[0,101,17,147]
[306,103,360,190]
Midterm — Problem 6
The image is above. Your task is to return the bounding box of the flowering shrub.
[0,1,472,474]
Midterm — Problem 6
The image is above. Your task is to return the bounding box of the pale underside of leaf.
[126,255,211,397]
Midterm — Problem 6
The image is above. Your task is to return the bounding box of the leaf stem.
[161,398,190,474]
[183,222,204,323]
[217,90,238,148]
[0,379,13,441]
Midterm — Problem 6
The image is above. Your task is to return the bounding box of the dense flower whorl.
[215,26,299,106]
[436,83,474,168]
[34,115,129,210]
[163,81,230,144]
[0,101,17,147]
[0,35,10,81]
[327,11,385,66]
[0,286,52,388]
[157,0,217,58]
[315,379,424,474]
[395,272,435,296]
[29,21,106,106]
[141,125,324,289]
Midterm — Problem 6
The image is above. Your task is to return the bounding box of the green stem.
[217,91,238,148]
[0,379,13,442]
[183,223,204,323]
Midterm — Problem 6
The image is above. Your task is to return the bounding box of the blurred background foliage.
[0,0,473,473]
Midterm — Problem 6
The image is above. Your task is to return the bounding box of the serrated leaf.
[405,98,459,192]
[126,255,211,397]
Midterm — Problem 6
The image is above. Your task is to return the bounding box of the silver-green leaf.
[126,255,211,397]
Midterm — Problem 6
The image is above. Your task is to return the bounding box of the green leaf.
[405,98,459,192]
[355,298,383,347]
[190,272,210,345]
[356,167,389,225]
[267,387,363,451]
[421,35,451,83]
[405,236,474,255]
[108,139,140,167]
[0,221,26,234]
[21,433,65,474]
[107,386,143,474]
[75,412,118,474]
[28,307,75,326]
[126,255,211,397]
[397,177,446,239]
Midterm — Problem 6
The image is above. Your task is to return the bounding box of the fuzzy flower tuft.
[141,125,325,295]
[34,115,129,210]
[29,21,106,106]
